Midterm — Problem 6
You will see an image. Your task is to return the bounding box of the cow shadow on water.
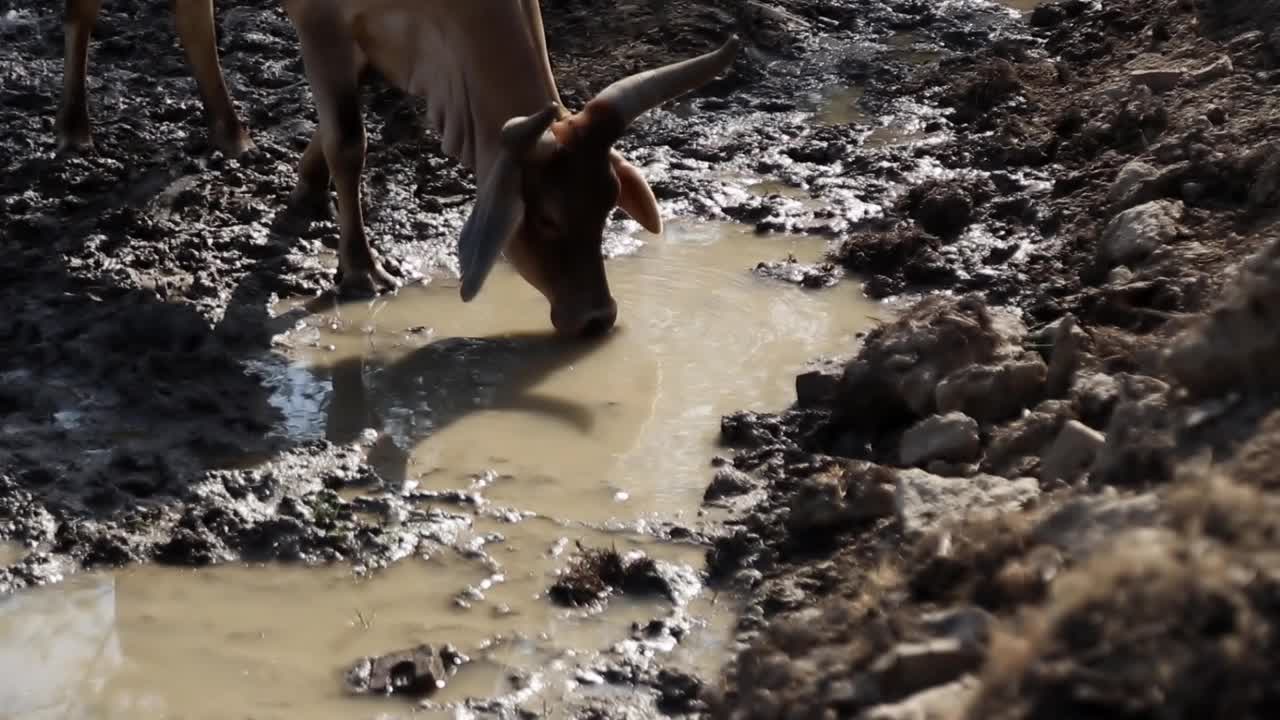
[293,316,619,492]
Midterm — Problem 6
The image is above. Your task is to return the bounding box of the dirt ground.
[704,0,1280,718]
[4,0,1280,717]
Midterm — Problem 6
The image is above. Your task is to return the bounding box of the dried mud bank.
[706,1,1280,718]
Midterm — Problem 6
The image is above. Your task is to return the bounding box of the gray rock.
[1106,160,1159,210]
[895,469,1040,536]
[1031,490,1161,560]
[1040,420,1106,483]
[920,606,994,651]
[1129,68,1187,93]
[1071,371,1121,421]
[1191,55,1233,84]
[1045,314,1082,397]
[935,358,1048,423]
[899,413,981,467]
[1099,199,1184,265]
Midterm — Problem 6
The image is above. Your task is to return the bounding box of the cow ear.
[458,153,524,302]
[611,152,662,234]
[459,105,560,301]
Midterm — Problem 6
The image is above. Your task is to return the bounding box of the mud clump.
[969,497,1280,720]
[549,547,680,608]
[344,643,468,699]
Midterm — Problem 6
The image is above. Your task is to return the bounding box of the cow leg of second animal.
[288,135,333,220]
[171,0,253,157]
[291,10,397,297]
[57,0,102,152]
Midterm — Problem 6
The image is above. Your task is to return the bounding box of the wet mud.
[696,0,1280,718]
[5,0,1279,717]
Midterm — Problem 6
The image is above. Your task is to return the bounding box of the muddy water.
[270,221,886,526]
[0,220,886,718]
[0,520,728,720]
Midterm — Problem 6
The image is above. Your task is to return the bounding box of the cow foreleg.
[57,0,102,153]
[291,9,397,297]
[171,0,253,157]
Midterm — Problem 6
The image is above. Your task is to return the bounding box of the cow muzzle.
[551,298,618,338]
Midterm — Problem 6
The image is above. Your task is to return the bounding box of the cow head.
[457,36,740,337]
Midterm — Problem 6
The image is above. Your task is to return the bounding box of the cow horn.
[458,103,561,302]
[593,35,740,130]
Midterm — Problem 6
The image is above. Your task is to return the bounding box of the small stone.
[1099,199,1184,265]
[870,638,984,703]
[344,644,448,697]
[796,358,844,408]
[1041,420,1106,483]
[1129,68,1187,93]
[1191,55,1233,84]
[920,606,995,650]
[1107,160,1159,210]
[899,412,981,467]
[1045,315,1081,398]
[704,466,756,501]
[1206,106,1227,125]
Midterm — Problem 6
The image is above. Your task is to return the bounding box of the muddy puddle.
[0,518,730,720]
[0,219,887,718]
[266,220,887,526]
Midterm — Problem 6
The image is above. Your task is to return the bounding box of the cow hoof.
[56,129,93,155]
[214,125,255,159]
[288,184,334,221]
[336,264,399,298]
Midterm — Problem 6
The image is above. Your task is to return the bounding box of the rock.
[895,469,1040,536]
[1191,55,1233,84]
[934,358,1048,423]
[1040,420,1106,483]
[1071,371,1121,425]
[1106,160,1159,210]
[344,644,449,697]
[920,606,994,650]
[1031,491,1161,559]
[705,466,757,501]
[869,638,984,703]
[899,413,981,467]
[1129,68,1187,93]
[1045,315,1081,397]
[861,676,980,720]
[796,358,844,408]
[1099,199,1184,266]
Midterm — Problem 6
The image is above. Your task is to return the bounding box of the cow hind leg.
[288,52,367,222]
[291,11,396,297]
[172,0,253,157]
[57,0,102,153]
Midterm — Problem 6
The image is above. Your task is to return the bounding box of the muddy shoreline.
[3,0,1280,717]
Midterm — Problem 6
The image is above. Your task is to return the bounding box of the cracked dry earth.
[4,0,1280,718]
